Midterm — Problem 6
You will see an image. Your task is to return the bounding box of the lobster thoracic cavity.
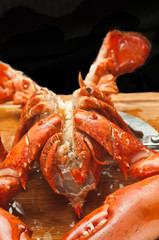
[40,96,98,216]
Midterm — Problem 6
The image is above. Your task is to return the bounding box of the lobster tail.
[84,30,151,94]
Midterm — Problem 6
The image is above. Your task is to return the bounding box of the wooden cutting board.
[0,92,159,240]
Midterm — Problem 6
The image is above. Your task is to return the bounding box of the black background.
[0,0,159,94]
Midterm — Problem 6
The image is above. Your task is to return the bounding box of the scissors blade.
[119,111,159,150]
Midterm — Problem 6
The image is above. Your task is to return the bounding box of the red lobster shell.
[0,30,155,239]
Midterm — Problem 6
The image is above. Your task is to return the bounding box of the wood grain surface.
[0,92,159,240]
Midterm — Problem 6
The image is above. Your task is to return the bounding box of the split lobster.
[0,30,157,239]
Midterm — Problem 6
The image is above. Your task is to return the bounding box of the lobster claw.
[62,174,159,240]
[0,207,32,240]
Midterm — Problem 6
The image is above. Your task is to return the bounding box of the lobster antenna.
[78,72,86,88]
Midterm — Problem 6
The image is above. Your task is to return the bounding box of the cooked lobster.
[0,207,32,240]
[0,30,154,239]
[62,174,159,240]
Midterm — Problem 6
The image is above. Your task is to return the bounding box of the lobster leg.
[69,131,91,186]
[0,136,8,162]
[13,88,58,146]
[73,85,134,136]
[0,114,62,208]
[84,30,151,94]
[40,132,64,192]
[62,174,159,240]
[0,207,32,240]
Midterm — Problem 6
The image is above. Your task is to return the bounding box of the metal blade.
[119,111,159,149]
